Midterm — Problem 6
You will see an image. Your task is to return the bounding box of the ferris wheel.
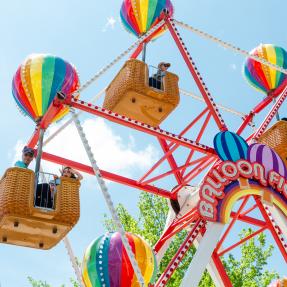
[1,0,287,286]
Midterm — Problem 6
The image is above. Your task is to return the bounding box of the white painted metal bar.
[180,222,225,287]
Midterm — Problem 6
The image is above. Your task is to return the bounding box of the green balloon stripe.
[87,236,103,287]
[146,0,158,30]
[41,56,55,113]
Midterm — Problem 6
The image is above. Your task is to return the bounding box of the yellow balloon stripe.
[53,107,69,122]
[21,58,39,117]
[143,240,154,285]
[133,0,144,33]
[29,55,44,115]
[131,234,147,287]
[265,44,277,89]
[260,46,272,89]
[140,0,149,32]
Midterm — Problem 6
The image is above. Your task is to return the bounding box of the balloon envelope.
[244,44,287,94]
[82,232,157,287]
[247,143,287,178]
[120,0,174,40]
[213,131,248,162]
[12,54,80,123]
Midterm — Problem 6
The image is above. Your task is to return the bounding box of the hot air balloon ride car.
[257,120,287,168]
[103,1,179,127]
[0,54,81,250]
[244,44,287,168]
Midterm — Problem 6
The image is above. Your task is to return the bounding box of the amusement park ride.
[0,0,287,286]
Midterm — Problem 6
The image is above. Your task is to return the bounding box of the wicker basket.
[258,120,287,166]
[103,59,180,126]
[0,168,80,249]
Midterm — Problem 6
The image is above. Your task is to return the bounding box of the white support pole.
[180,222,225,287]
[63,237,84,287]
[71,110,146,287]
[194,234,225,287]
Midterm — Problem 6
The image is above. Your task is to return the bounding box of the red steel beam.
[130,21,166,59]
[138,108,209,184]
[41,151,173,199]
[181,112,212,176]
[70,98,216,155]
[27,128,41,149]
[27,93,67,148]
[165,16,227,131]
[141,155,210,186]
[216,196,250,251]
[218,226,267,257]
[230,212,266,228]
[236,95,274,135]
[158,138,183,184]
[211,252,233,287]
[256,198,287,262]
[155,219,205,287]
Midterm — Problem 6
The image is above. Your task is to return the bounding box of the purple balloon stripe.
[262,145,275,177]
[61,63,73,94]
[271,148,279,173]
[256,144,265,164]
[108,232,123,287]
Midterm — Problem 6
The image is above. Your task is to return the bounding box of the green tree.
[29,192,279,287]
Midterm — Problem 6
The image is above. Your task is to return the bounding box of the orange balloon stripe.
[21,58,39,117]
[14,67,37,119]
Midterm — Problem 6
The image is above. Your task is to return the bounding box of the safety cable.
[174,19,287,76]
[71,110,146,287]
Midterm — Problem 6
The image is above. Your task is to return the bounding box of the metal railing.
[34,171,58,210]
[148,65,165,91]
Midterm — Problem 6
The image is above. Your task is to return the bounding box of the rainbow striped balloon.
[12,54,80,123]
[244,44,287,94]
[248,143,287,178]
[120,0,174,39]
[213,131,248,162]
[82,232,157,287]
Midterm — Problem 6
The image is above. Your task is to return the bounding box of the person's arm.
[70,169,83,181]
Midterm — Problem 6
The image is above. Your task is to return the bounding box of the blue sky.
[0,0,287,286]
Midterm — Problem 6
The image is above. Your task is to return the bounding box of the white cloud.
[13,117,158,178]
[102,16,117,32]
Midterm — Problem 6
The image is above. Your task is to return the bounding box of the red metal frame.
[23,14,287,286]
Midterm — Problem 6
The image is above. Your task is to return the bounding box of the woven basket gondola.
[258,120,287,168]
[0,168,80,249]
[104,59,180,126]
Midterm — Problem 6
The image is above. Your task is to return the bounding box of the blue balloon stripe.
[214,134,227,161]
[221,133,233,161]
[234,134,248,159]
[48,57,67,107]
[225,132,241,161]
[102,235,111,287]
[214,131,248,162]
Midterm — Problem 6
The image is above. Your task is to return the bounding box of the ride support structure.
[23,10,287,287]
